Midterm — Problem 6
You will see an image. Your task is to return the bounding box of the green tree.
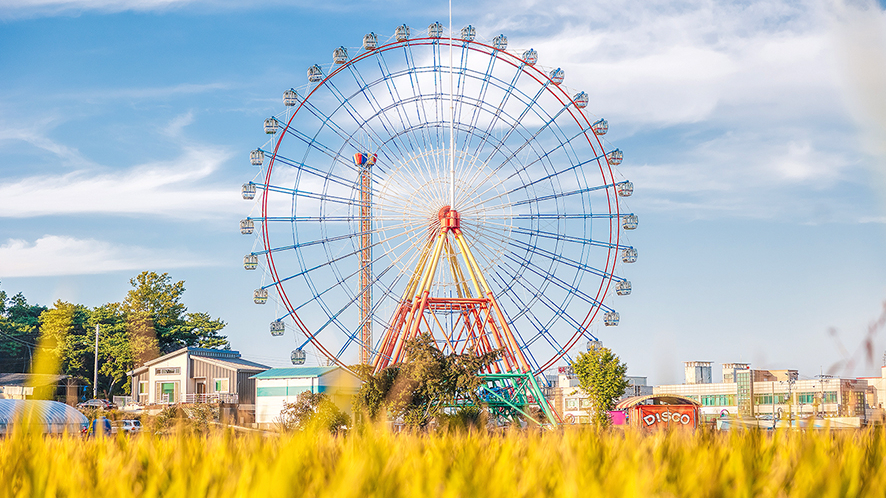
[572,346,630,427]
[123,271,228,352]
[38,300,92,378]
[277,391,350,434]
[184,312,229,349]
[354,334,499,428]
[0,290,47,372]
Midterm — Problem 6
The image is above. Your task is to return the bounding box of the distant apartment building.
[655,361,872,424]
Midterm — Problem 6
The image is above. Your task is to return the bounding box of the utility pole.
[93,324,99,399]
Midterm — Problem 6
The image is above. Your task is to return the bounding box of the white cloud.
[0,145,241,219]
[0,235,212,277]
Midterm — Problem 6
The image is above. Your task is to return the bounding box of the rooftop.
[251,366,340,379]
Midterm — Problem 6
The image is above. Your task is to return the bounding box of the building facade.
[655,362,870,424]
[126,347,269,409]
[251,366,361,429]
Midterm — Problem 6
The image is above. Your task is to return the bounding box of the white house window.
[155,367,180,375]
[214,378,230,393]
[566,398,579,409]
[138,381,148,395]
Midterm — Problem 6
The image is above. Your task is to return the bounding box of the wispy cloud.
[0,235,213,277]
[0,145,240,219]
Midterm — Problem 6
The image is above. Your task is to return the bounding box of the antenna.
[449,0,455,209]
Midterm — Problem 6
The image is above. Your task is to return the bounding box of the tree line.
[0,271,229,398]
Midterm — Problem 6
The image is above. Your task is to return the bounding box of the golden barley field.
[2,424,885,498]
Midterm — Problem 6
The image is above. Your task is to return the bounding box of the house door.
[196,382,206,395]
[161,382,176,403]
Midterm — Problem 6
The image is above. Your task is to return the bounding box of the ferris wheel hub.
[436,205,460,230]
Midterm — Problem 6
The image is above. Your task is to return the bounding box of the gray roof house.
[126,347,269,410]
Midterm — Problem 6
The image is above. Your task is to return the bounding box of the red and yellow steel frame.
[372,206,531,375]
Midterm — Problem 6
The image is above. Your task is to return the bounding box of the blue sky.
[1,0,885,384]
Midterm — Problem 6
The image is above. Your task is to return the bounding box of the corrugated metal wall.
[238,372,257,405]
[189,358,262,404]
[190,359,235,392]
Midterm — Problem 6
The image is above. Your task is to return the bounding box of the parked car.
[119,419,141,434]
[77,399,116,410]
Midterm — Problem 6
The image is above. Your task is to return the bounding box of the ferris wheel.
[242,22,637,377]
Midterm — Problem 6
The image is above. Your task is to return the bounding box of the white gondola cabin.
[549,68,565,85]
[240,219,254,235]
[591,118,608,136]
[573,91,589,109]
[243,254,258,270]
[333,46,348,64]
[253,288,268,305]
[428,22,443,38]
[395,24,410,41]
[283,88,298,106]
[607,148,623,166]
[241,183,256,200]
[587,339,603,351]
[363,32,378,50]
[461,25,476,41]
[617,181,633,197]
[616,280,632,296]
[522,48,538,65]
[270,321,285,336]
[290,350,306,365]
[308,64,324,83]
[622,247,638,263]
[250,149,264,165]
[604,311,620,326]
[263,117,278,134]
[492,34,507,50]
[623,214,638,230]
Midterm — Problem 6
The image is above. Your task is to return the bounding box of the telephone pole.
[93,324,99,399]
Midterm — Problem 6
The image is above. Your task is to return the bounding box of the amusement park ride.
[241,22,637,425]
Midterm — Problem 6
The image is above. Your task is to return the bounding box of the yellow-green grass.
[3,424,885,498]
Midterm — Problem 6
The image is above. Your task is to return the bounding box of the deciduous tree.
[354,334,499,428]
[572,346,629,427]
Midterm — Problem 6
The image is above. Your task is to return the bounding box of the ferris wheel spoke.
[292,224,432,318]
[457,46,494,153]
[460,154,610,214]
[402,44,439,156]
[252,217,427,257]
[297,93,385,157]
[263,221,429,289]
[373,50,426,156]
[281,124,358,172]
[510,225,620,251]
[467,56,527,160]
[485,264,572,356]
[255,215,421,223]
[503,251,611,311]
[259,182,364,209]
[299,85,400,166]
[345,63,423,167]
[271,151,365,194]
[507,237,617,281]
[295,221,435,355]
[456,125,601,212]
